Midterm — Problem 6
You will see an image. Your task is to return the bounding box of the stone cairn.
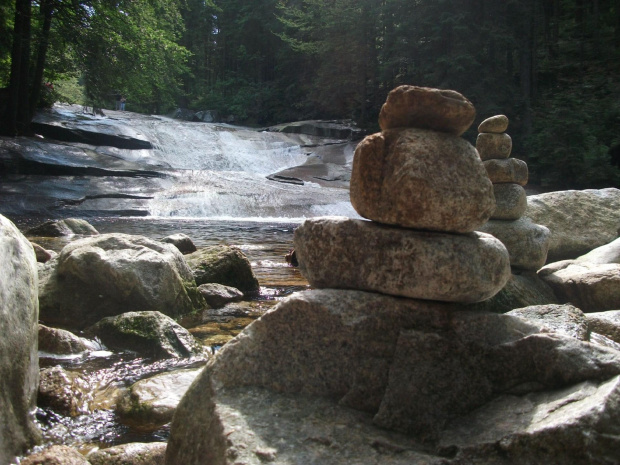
[475,115,551,270]
[294,85,511,303]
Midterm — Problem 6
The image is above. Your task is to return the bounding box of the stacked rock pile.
[476,115,551,270]
[294,86,511,303]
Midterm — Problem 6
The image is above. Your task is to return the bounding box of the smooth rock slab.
[477,218,550,270]
[491,183,527,220]
[378,85,476,136]
[476,133,512,160]
[483,157,528,185]
[350,128,495,233]
[294,217,510,303]
[477,114,509,134]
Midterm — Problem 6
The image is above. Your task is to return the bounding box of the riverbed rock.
[198,283,244,308]
[39,233,205,329]
[38,324,98,355]
[506,304,589,340]
[88,442,167,465]
[477,114,509,133]
[294,217,510,303]
[524,188,620,261]
[31,242,56,263]
[38,366,90,416]
[117,368,202,428]
[161,233,196,254]
[483,158,528,185]
[378,85,476,136]
[25,218,99,237]
[586,311,620,343]
[21,445,90,465]
[0,215,41,464]
[491,183,527,220]
[477,218,550,270]
[186,245,259,294]
[86,311,206,359]
[166,289,620,464]
[476,133,513,160]
[350,128,495,232]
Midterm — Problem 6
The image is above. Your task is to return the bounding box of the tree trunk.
[29,0,54,121]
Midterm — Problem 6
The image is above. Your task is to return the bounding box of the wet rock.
[378,85,476,136]
[198,283,244,308]
[477,218,550,270]
[0,215,41,464]
[21,445,90,465]
[507,304,589,340]
[38,324,98,355]
[476,132,513,160]
[491,183,527,220]
[31,242,56,263]
[86,311,206,359]
[160,233,196,254]
[586,311,620,343]
[266,120,364,140]
[88,442,166,465]
[186,245,259,294]
[25,218,99,237]
[477,114,509,133]
[294,217,510,303]
[350,128,495,232]
[116,368,202,428]
[39,234,205,329]
[524,188,620,261]
[483,157,528,185]
[38,366,90,416]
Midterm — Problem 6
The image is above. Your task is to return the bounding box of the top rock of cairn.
[378,85,476,136]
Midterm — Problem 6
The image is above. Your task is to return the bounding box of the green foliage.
[53,76,86,105]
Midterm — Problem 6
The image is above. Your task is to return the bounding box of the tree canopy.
[1,0,619,188]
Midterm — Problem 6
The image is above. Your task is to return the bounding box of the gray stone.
[117,368,202,428]
[38,366,91,416]
[39,233,205,329]
[507,304,589,340]
[491,183,527,220]
[88,442,167,465]
[86,311,206,359]
[25,218,99,237]
[378,85,476,136]
[294,217,511,303]
[0,215,40,464]
[524,188,620,261]
[38,324,98,355]
[476,132,512,160]
[186,245,259,294]
[477,218,550,270]
[587,311,620,344]
[350,128,495,233]
[198,283,244,308]
[483,158,528,185]
[21,445,90,465]
[477,114,509,134]
[31,241,56,263]
[161,233,196,254]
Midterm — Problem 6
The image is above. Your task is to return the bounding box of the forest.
[0,0,619,189]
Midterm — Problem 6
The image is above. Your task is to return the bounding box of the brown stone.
[293,217,511,303]
[476,132,512,160]
[484,158,528,185]
[477,114,509,133]
[350,128,495,233]
[378,85,476,136]
[491,183,527,220]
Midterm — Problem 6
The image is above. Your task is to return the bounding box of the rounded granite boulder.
[476,133,513,160]
[478,114,509,134]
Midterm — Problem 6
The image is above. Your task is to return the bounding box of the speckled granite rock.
[293,217,510,303]
[478,114,509,134]
[88,442,166,465]
[350,128,495,233]
[378,85,476,136]
[586,311,620,343]
[483,158,528,185]
[491,183,527,220]
[476,133,512,160]
[506,304,589,340]
[21,445,90,465]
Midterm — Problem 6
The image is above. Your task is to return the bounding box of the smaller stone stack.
[476,115,551,270]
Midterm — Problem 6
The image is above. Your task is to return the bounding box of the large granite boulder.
[186,245,259,294]
[524,188,620,261]
[538,238,620,312]
[293,217,510,303]
[166,289,620,464]
[86,311,206,359]
[25,218,99,237]
[39,233,205,329]
[350,128,495,232]
[0,215,41,464]
[506,304,589,340]
[378,85,476,136]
